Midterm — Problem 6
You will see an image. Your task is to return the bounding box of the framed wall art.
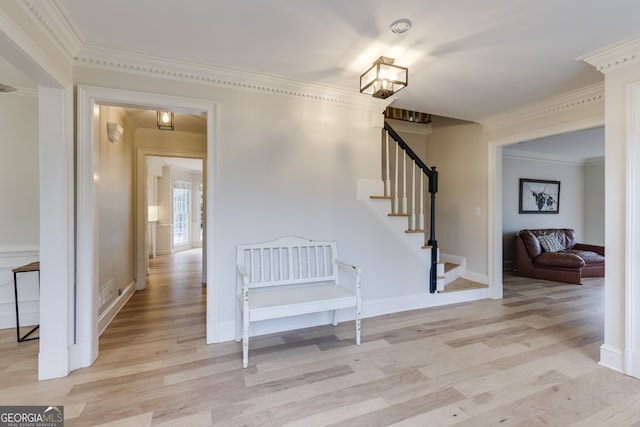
[519,178,560,214]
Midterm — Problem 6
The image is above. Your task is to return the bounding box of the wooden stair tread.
[405,229,425,234]
[439,278,488,293]
[388,213,410,217]
[370,195,394,200]
[422,244,441,249]
[444,262,459,273]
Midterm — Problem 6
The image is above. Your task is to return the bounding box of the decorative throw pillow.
[537,234,564,252]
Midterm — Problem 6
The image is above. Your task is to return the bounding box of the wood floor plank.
[1,252,638,426]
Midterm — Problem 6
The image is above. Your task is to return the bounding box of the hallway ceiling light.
[360,56,408,99]
[157,110,174,130]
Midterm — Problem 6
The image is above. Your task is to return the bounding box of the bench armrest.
[336,259,362,275]
[336,258,362,297]
[237,263,250,284]
[237,263,250,298]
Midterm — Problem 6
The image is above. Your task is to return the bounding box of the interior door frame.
[77,86,217,367]
[136,149,206,291]
[487,117,604,302]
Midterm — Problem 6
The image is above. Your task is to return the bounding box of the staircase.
[359,118,487,295]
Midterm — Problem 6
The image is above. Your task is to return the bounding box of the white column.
[38,86,74,380]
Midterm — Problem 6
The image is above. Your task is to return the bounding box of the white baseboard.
[599,344,624,373]
[213,289,490,344]
[461,271,489,285]
[98,281,135,335]
[628,348,640,379]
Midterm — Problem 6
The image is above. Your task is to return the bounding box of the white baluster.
[402,152,407,214]
[411,161,416,230]
[394,142,399,213]
[385,131,391,197]
[419,172,425,231]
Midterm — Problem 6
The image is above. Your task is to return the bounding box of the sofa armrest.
[573,243,604,256]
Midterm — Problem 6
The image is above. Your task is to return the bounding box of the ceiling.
[118,107,207,134]
[502,126,604,163]
[52,0,640,122]
[3,1,631,157]
[148,155,202,173]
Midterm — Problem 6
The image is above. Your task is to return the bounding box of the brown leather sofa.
[514,228,604,284]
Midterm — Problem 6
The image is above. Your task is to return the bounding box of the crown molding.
[579,36,640,73]
[19,0,389,112]
[502,151,593,166]
[74,46,389,112]
[479,83,604,131]
[18,0,81,60]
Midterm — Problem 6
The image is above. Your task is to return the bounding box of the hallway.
[99,248,205,354]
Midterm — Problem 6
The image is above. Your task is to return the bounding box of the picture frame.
[519,178,560,214]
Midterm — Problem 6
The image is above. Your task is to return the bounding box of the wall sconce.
[360,56,408,99]
[106,122,123,142]
[148,205,159,222]
[157,110,174,130]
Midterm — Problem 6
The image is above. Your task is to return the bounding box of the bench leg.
[242,333,249,368]
[355,302,361,346]
[235,300,242,342]
[332,309,338,326]
[242,307,250,368]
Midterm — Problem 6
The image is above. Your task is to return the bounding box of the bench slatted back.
[237,236,339,289]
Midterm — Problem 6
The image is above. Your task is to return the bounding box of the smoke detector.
[390,18,412,34]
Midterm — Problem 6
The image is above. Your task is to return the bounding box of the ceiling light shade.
[360,56,408,99]
[157,110,174,130]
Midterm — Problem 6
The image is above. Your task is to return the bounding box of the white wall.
[427,117,488,277]
[583,158,605,245]
[0,93,39,248]
[501,156,586,270]
[0,92,40,328]
[97,106,135,315]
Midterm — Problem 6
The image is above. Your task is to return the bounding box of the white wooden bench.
[236,236,362,368]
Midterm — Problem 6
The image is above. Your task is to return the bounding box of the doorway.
[145,155,205,285]
[487,117,604,299]
[77,86,217,368]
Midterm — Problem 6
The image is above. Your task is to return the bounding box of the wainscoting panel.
[0,248,39,329]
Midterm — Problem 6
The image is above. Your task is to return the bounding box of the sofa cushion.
[537,233,564,252]
[519,230,542,258]
[525,229,577,250]
[565,249,605,265]
[534,252,585,268]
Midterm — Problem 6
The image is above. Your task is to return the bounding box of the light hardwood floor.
[2,251,640,426]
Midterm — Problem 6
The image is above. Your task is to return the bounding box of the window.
[199,182,203,241]
[173,180,191,246]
